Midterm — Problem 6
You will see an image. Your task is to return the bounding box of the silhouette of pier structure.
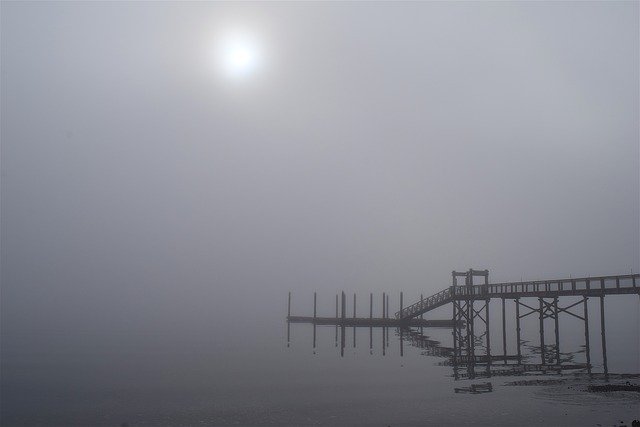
[286,269,639,378]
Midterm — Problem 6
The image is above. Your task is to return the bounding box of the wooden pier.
[286,270,640,379]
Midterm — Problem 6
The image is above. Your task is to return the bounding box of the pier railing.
[395,287,453,319]
[396,273,639,319]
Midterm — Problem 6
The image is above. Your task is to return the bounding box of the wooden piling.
[353,293,356,348]
[600,295,608,377]
[539,298,545,365]
[382,292,386,355]
[313,292,317,349]
[369,293,373,351]
[452,299,457,365]
[335,294,338,347]
[515,298,521,364]
[341,291,346,357]
[485,274,491,370]
[554,297,560,364]
[400,291,404,356]
[502,298,507,364]
[287,292,291,347]
[583,296,591,374]
[386,294,390,347]
[485,298,491,370]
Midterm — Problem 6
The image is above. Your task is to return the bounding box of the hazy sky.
[2,2,638,336]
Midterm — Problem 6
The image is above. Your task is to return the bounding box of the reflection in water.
[287,272,640,413]
[287,293,639,386]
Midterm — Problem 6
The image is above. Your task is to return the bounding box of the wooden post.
[502,298,507,364]
[369,293,373,351]
[382,292,386,319]
[600,295,608,377]
[539,298,545,365]
[341,291,346,357]
[287,292,291,347]
[400,291,404,357]
[485,273,491,371]
[313,292,317,349]
[335,294,338,347]
[382,292,386,355]
[485,298,491,370]
[353,293,356,348]
[515,298,521,364]
[386,294,390,347]
[466,271,474,365]
[554,297,560,365]
[583,296,591,374]
[452,300,457,366]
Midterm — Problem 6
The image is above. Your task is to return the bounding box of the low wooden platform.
[286,316,457,327]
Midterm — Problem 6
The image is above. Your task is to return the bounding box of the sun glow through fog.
[215,30,263,80]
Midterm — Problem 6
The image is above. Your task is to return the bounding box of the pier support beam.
[554,297,560,364]
[382,292,386,355]
[502,298,507,364]
[484,271,491,373]
[341,291,346,357]
[400,291,404,357]
[539,298,545,365]
[287,292,291,347]
[483,300,491,374]
[515,298,521,364]
[452,296,457,363]
[600,295,608,378]
[313,292,317,349]
[353,293,356,348]
[369,293,373,351]
[386,294,390,347]
[583,296,591,374]
[335,294,338,347]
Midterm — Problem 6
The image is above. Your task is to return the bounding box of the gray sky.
[1,2,638,336]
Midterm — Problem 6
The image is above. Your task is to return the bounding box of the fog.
[2,0,638,379]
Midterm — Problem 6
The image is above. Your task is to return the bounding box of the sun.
[216,30,262,80]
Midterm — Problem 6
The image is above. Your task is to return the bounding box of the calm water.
[2,296,639,426]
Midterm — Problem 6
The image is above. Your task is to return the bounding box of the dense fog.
[2,2,638,361]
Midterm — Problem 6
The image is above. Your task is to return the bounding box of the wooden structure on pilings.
[396,270,639,379]
[286,269,639,378]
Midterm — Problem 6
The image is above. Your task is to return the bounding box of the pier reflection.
[287,294,633,384]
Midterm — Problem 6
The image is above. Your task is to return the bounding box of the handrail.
[396,287,453,319]
[396,273,639,319]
